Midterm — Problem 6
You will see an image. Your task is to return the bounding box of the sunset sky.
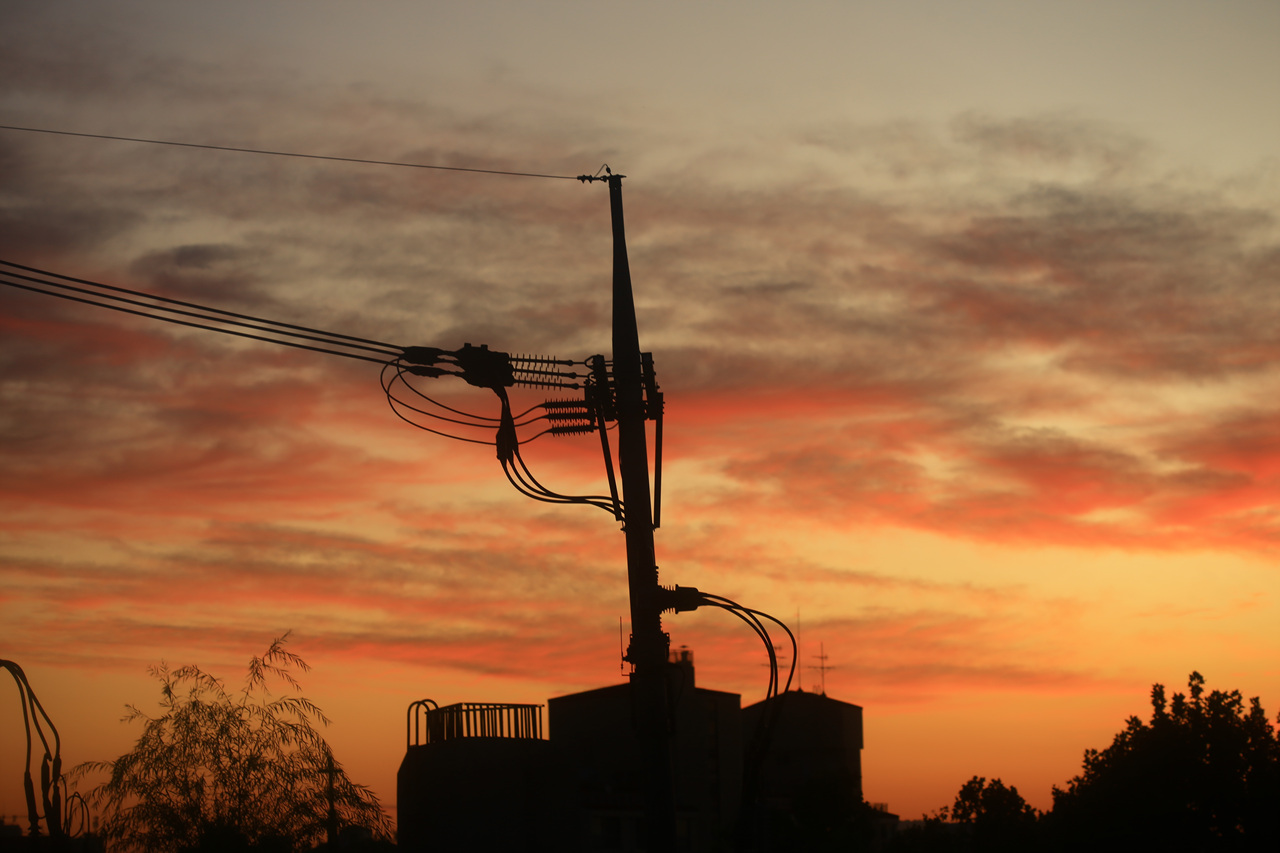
[3,0,1279,825]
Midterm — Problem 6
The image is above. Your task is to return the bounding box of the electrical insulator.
[543,399,596,435]
[511,353,580,388]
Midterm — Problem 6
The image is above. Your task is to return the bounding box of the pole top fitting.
[577,164,626,183]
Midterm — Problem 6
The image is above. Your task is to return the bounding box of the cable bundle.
[659,586,796,700]
[494,387,623,519]
[2,256,628,518]
[0,260,402,364]
[656,588,799,829]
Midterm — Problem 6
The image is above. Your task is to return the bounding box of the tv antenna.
[810,642,835,696]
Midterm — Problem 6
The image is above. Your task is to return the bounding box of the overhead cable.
[0,124,582,180]
[659,586,797,699]
[0,259,401,365]
[4,255,629,517]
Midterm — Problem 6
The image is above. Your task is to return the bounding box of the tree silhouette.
[950,775,1038,851]
[887,777,1037,853]
[1049,671,1280,852]
[77,635,392,852]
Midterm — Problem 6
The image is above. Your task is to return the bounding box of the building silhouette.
[741,690,871,851]
[397,649,891,852]
[548,649,742,851]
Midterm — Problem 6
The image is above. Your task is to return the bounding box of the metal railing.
[407,700,543,747]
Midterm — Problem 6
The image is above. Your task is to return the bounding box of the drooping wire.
[0,259,401,365]
[0,124,583,180]
[502,441,623,517]
[492,387,623,517]
[380,359,560,446]
[718,604,780,698]
[382,362,502,432]
[381,360,623,517]
[385,361,546,426]
[699,593,797,699]
[671,593,800,837]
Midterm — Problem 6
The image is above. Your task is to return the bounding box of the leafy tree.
[889,777,1038,853]
[77,635,393,852]
[950,775,1038,851]
[951,775,1035,824]
[1049,671,1280,852]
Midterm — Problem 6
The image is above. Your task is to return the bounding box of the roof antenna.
[811,642,833,696]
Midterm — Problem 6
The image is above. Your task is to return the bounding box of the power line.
[1,258,609,471]
[0,124,584,181]
[0,260,397,351]
[0,259,401,365]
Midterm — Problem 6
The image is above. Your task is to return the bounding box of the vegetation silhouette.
[75,635,393,852]
[1049,671,1280,852]
[891,672,1279,853]
[889,776,1036,853]
[952,775,1037,851]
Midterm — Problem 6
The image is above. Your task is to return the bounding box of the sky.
[2,0,1279,827]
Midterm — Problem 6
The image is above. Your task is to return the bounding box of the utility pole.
[405,168,677,849]
[605,172,677,852]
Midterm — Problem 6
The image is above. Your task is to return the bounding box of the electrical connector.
[401,345,447,366]
[454,343,515,390]
[657,585,707,614]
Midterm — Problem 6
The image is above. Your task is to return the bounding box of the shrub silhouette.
[77,635,392,852]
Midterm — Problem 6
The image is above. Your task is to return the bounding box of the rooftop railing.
[407,699,543,747]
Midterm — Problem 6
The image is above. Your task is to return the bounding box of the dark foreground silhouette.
[891,672,1280,853]
[70,636,393,853]
[11,662,1276,852]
